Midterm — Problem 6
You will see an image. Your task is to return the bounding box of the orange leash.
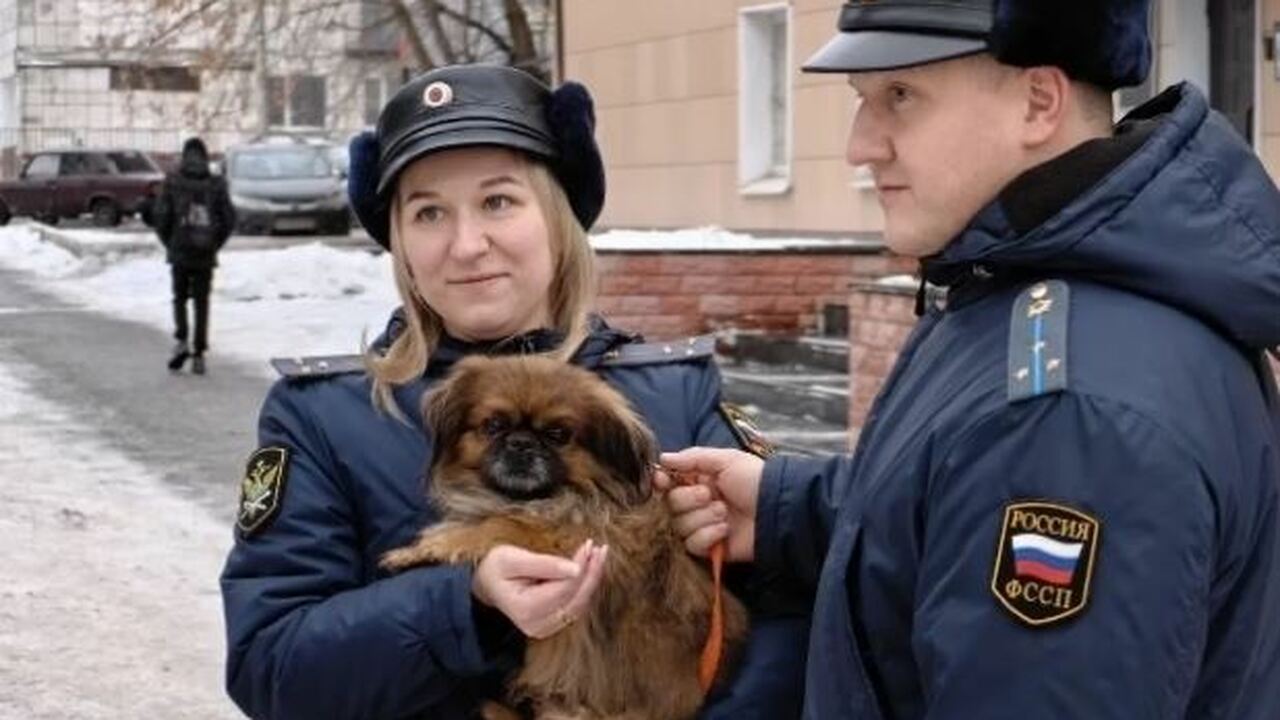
[666,467,726,693]
[698,539,726,693]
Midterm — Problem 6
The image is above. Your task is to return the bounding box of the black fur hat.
[349,65,606,249]
[990,0,1152,89]
[803,0,1152,91]
[182,137,208,158]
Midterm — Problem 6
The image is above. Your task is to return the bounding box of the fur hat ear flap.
[348,130,390,248]
[548,81,606,231]
[990,0,1152,90]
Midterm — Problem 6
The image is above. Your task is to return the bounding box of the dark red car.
[0,149,165,227]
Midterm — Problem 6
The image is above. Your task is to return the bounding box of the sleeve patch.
[718,402,776,459]
[236,446,290,537]
[990,500,1101,627]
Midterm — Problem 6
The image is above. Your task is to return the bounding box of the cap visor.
[802,31,987,73]
[376,124,555,196]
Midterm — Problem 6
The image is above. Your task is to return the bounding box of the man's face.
[847,54,1030,257]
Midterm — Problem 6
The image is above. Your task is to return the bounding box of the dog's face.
[425,355,658,509]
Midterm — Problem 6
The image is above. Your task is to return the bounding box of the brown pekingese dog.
[381,355,748,720]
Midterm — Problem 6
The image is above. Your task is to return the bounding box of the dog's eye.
[542,423,572,446]
[481,415,511,438]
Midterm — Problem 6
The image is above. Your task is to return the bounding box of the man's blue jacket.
[756,84,1280,718]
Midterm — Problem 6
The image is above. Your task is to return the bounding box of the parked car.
[0,149,164,227]
[225,137,350,236]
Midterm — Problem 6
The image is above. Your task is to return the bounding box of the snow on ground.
[592,226,880,252]
[0,359,239,719]
[0,225,399,377]
[0,225,399,718]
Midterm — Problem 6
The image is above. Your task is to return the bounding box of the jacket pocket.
[804,517,888,719]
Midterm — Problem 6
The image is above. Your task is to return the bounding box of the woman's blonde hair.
[366,153,597,417]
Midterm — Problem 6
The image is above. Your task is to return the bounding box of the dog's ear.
[423,362,476,472]
[583,402,658,505]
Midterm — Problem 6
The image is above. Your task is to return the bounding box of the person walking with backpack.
[153,137,236,375]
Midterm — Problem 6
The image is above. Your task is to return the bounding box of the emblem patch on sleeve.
[718,402,776,458]
[990,500,1101,627]
[237,447,290,537]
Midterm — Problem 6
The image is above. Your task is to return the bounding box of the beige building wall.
[562,0,880,234]
[563,0,1280,234]
[1155,0,1280,176]
[1263,0,1280,177]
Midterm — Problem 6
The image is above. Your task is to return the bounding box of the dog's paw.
[379,545,431,571]
[380,528,481,571]
[478,702,525,720]
[379,541,455,570]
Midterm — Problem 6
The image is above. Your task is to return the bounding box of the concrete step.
[719,359,849,432]
[722,333,849,373]
[719,402,852,456]
[714,334,853,456]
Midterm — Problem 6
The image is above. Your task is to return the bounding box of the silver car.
[226,141,350,235]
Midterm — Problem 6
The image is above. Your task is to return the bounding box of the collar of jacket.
[370,308,638,374]
[920,96,1163,312]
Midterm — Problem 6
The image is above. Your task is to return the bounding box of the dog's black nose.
[504,431,538,453]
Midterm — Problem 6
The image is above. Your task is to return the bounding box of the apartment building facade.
[0,0,401,172]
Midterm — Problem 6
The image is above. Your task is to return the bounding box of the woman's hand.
[472,540,608,639]
[654,447,764,562]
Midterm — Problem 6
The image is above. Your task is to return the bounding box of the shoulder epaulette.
[270,354,366,379]
[599,335,716,367]
[1008,280,1071,403]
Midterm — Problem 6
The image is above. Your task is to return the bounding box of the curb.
[32,223,156,259]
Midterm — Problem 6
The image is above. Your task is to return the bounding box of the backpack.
[173,182,218,253]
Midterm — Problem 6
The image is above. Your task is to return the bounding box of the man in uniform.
[659,0,1280,716]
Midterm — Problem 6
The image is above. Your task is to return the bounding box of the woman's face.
[396,147,555,342]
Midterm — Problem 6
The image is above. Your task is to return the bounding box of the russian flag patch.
[991,501,1101,627]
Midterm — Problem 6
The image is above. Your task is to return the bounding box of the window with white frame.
[738,4,792,194]
[268,75,327,129]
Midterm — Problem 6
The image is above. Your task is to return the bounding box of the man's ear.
[1020,66,1071,148]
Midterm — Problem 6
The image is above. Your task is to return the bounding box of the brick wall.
[595,250,916,340]
[847,282,918,433]
[846,285,1280,433]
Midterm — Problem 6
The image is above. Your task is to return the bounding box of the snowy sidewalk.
[0,225,401,718]
[0,358,240,719]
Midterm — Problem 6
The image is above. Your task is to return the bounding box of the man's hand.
[654,447,764,562]
[472,540,608,639]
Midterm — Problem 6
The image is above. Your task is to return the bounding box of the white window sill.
[739,175,792,196]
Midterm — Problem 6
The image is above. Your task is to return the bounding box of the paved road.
[0,266,269,520]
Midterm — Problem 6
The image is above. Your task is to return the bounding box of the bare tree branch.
[436,3,512,58]
[146,0,229,49]
[502,0,537,71]
[390,0,436,70]
[419,0,458,66]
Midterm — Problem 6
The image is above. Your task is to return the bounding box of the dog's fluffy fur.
[382,355,748,720]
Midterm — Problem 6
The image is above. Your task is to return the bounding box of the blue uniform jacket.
[221,320,807,719]
[755,84,1280,718]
